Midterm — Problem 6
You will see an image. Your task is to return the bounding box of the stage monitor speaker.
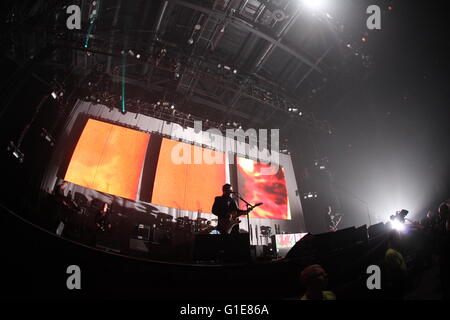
[331,226,356,250]
[194,233,250,262]
[225,233,251,262]
[194,234,224,261]
[353,225,368,243]
[368,222,387,238]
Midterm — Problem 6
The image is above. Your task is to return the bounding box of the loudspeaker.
[353,225,368,243]
[368,222,387,238]
[224,233,251,262]
[194,233,251,262]
[194,234,223,261]
[331,226,356,250]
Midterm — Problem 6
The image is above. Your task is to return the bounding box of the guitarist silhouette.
[324,205,342,232]
[212,184,251,235]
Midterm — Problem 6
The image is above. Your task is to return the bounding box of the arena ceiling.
[1,0,372,138]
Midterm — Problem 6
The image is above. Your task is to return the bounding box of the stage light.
[40,128,55,147]
[7,141,24,163]
[51,91,58,99]
[187,38,194,45]
[391,219,405,232]
[233,69,238,74]
[299,112,302,116]
[136,54,141,59]
[302,0,327,11]
[171,104,175,109]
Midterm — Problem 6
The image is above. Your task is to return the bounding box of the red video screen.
[64,119,150,200]
[275,233,308,249]
[151,138,226,213]
[236,157,290,219]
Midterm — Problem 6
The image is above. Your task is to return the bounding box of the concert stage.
[35,100,307,264]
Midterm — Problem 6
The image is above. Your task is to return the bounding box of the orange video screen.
[64,119,150,200]
[151,138,226,213]
[236,157,290,220]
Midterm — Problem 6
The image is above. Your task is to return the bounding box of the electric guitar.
[217,203,263,234]
[329,215,342,232]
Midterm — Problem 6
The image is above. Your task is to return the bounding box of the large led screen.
[64,119,150,200]
[151,138,226,213]
[236,157,290,219]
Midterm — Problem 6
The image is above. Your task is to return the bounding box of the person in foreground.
[300,264,336,300]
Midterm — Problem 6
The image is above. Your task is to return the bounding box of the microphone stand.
[234,193,253,248]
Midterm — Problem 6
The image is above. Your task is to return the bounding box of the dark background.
[0,0,448,283]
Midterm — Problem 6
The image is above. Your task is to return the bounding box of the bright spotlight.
[7,141,24,163]
[41,128,55,147]
[302,0,327,11]
[391,219,405,232]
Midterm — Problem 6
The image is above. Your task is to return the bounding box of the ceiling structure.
[2,0,371,146]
